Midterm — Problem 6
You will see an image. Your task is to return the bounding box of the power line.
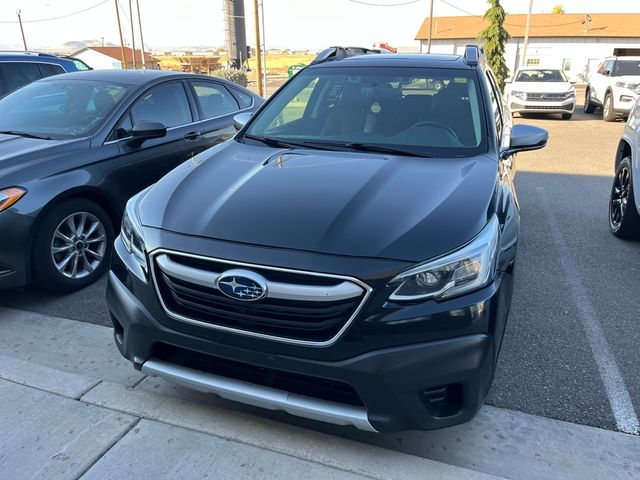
[0,0,110,24]
[431,0,588,29]
[348,0,421,6]
[439,0,482,17]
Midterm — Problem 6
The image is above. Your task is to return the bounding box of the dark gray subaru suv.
[107,46,547,432]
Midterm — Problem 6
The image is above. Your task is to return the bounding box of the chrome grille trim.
[142,358,376,431]
[150,249,373,347]
[156,253,364,302]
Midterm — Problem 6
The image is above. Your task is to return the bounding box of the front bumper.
[611,88,639,114]
[509,96,575,114]
[107,235,513,432]
[0,209,35,289]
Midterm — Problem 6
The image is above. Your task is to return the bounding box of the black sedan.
[0,69,263,291]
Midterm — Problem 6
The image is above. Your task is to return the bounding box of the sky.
[0,0,638,52]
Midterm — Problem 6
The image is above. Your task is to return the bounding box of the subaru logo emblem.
[216,269,268,302]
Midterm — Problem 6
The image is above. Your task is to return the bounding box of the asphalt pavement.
[1,105,638,436]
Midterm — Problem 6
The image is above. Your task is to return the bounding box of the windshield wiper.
[311,141,430,158]
[0,130,52,140]
[243,134,308,149]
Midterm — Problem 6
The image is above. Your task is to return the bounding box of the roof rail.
[311,46,385,65]
[463,44,484,66]
[0,50,57,57]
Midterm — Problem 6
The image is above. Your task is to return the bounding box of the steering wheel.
[409,120,459,140]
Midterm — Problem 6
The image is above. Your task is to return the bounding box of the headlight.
[565,89,576,98]
[0,187,27,212]
[511,90,526,100]
[616,81,640,94]
[388,216,500,302]
[120,188,150,272]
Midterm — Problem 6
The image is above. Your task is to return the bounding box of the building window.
[562,58,572,71]
[526,58,540,67]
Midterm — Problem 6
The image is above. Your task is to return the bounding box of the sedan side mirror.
[233,112,253,130]
[500,124,548,159]
[128,121,167,147]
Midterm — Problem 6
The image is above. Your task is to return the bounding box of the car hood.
[508,81,573,93]
[140,141,499,262]
[0,134,86,179]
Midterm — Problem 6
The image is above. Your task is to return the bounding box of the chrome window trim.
[142,358,376,431]
[156,253,364,302]
[103,105,254,146]
[149,248,373,348]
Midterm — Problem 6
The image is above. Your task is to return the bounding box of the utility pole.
[260,0,267,96]
[16,10,27,51]
[136,0,146,69]
[520,0,533,68]
[427,0,434,53]
[114,0,127,69]
[129,0,137,69]
[253,0,264,97]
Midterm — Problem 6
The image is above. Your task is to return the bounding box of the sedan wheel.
[34,199,114,291]
[609,157,640,239]
[51,212,107,279]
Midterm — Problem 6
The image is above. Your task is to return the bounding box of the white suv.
[609,96,640,238]
[585,56,640,122]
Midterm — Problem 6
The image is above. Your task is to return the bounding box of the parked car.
[505,68,575,120]
[0,51,80,96]
[609,96,640,237]
[585,56,640,122]
[0,69,263,291]
[107,46,548,432]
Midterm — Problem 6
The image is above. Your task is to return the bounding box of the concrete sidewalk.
[1,306,638,479]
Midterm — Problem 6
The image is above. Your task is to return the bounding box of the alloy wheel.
[50,212,107,279]
[610,165,630,230]
[603,98,610,118]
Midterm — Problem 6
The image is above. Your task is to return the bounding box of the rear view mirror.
[501,124,548,159]
[233,112,253,130]
[128,121,166,147]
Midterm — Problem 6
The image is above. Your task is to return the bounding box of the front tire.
[33,199,114,292]
[603,93,616,122]
[584,89,596,114]
[561,113,573,120]
[609,157,640,239]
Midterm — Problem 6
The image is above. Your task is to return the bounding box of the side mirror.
[128,121,166,147]
[500,124,548,159]
[233,112,253,130]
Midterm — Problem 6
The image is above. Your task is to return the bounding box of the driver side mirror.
[500,124,548,159]
[128,121,166,147]
[233,112,253,130]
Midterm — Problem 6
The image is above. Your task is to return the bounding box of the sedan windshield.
[244,66,487,157]
[0,79,133,140]
[515,69,568,82]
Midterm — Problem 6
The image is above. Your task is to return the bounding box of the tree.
[477,0,510,91]
[552,5,565,14]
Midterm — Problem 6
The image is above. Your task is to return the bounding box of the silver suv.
[609,96,640,237]
[585,56,640,122]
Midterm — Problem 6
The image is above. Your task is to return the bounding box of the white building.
[73,46,157,70]
[415,13,640,81]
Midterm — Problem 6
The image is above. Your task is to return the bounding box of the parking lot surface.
[1,106,638,436]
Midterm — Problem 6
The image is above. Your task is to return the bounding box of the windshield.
[613,60,640,76]
[244,66,487,157]
[515,69,568,82]
[0,79,133,139]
